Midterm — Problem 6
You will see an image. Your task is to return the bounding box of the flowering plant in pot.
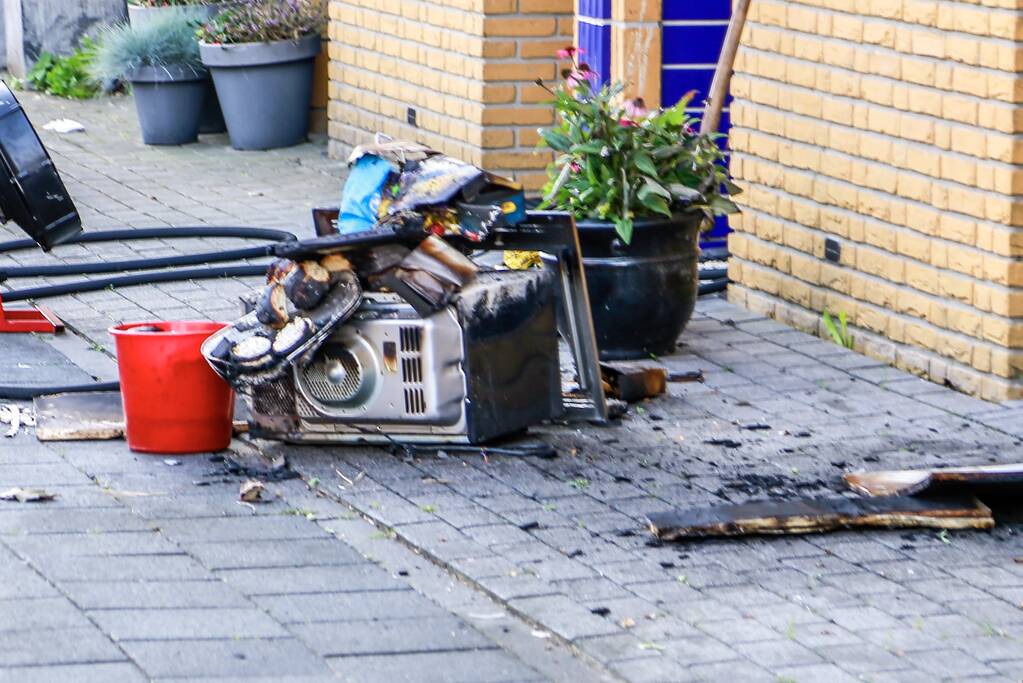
[92,13,208,145]
[536,47,741,360]
[198,0,326,150]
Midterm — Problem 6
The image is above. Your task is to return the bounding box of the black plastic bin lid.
[0,80,81,250]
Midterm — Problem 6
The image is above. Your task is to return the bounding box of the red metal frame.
[0,293,63,333]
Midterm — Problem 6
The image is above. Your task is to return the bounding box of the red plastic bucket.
[110,321,234,454]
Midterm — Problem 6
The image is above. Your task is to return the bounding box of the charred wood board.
[647,495,993,541]
[599,362,667,402]
[34,391,124,441]
[34,391,249,442]
[845,463,1023,497]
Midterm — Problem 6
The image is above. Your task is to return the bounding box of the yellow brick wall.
[727,0,1023,401]
[327,0,573,190]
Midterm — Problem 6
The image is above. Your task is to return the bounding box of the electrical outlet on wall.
[406,107,417,127]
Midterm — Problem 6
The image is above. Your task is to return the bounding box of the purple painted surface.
[577,0,611,19]
[663,0,730,20]
[577,21,611,83]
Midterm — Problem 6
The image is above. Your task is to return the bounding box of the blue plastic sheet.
[338,155,393,234]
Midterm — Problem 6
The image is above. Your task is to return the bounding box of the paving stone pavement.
[2,91,1023,682]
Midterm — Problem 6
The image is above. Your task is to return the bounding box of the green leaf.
[631,151,658,178]
[639,178,672,201]
[540,130,571,152]
[668,183,704,204]
[823,311,842,346]
[651,144,688,160]
[572,141,604,155]
[614,216,634,244]
[709,195,741,215]
[639,193,672,218]
[722,179,744,196]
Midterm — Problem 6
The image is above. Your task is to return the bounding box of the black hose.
[0,381,119,401]
[0,226,295,301]
[699,246,729,262]
[698,277,728,295]
[698,267,727,280]
[3,265,268,302]
[0,226,296,252]
[0,246,275,278]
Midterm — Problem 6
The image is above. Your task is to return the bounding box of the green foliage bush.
[25,38,100,99]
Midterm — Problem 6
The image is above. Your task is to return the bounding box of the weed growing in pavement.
[823,309,854,349]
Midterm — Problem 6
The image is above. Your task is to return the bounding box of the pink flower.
[624,97,649,120]
[556,46,584,60]
[565,63,598,91]
[619,118,638,127]
[570,161,581,173]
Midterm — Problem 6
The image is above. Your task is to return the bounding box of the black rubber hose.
[2,265,268,302]
[699,246,729,262]
[0,226,296,252]
[0,226,296,300]
[0,246,276,278]
[0,381,119,401]
[698,277,728,295]
[698,267,727,280]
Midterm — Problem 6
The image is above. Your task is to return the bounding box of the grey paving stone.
[214,564,401,596]
[4,530,179,557]
[183,538,365,570]
[734,639,825,668]
[20,554,208,582]
[327,649,542,683]
[88,606,290,641]
[0,597,95,632]
[773,663,862,683]
[254,590,446,624]
[0,662,146,683]
[119,638,330,679]
[60,580,249,610]
[508,595,621,640]
[0,509,154,535]
[154,515,329,542]
[290,615,494,657]
[0,627,124,667]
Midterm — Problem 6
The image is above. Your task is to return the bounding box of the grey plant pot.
[127,3,232,134]
[128,65,208,146]
[200,34,321,151]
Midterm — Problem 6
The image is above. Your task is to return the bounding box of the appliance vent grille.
[399,325,426,415]
[400,326,421,353]
[403,387,426,415]
[303,350,362,403]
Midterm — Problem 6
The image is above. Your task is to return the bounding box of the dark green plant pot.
[551,212,702,361]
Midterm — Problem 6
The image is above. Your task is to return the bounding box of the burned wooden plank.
[647,495,993,541]
[34,391,249,442]
[599,362,667,402]
[34,391,124,441]
[845,463,1023,497]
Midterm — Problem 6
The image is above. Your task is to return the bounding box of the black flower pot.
[564,212,703,361]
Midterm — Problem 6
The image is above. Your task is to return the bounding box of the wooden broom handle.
[700,0,753,136]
